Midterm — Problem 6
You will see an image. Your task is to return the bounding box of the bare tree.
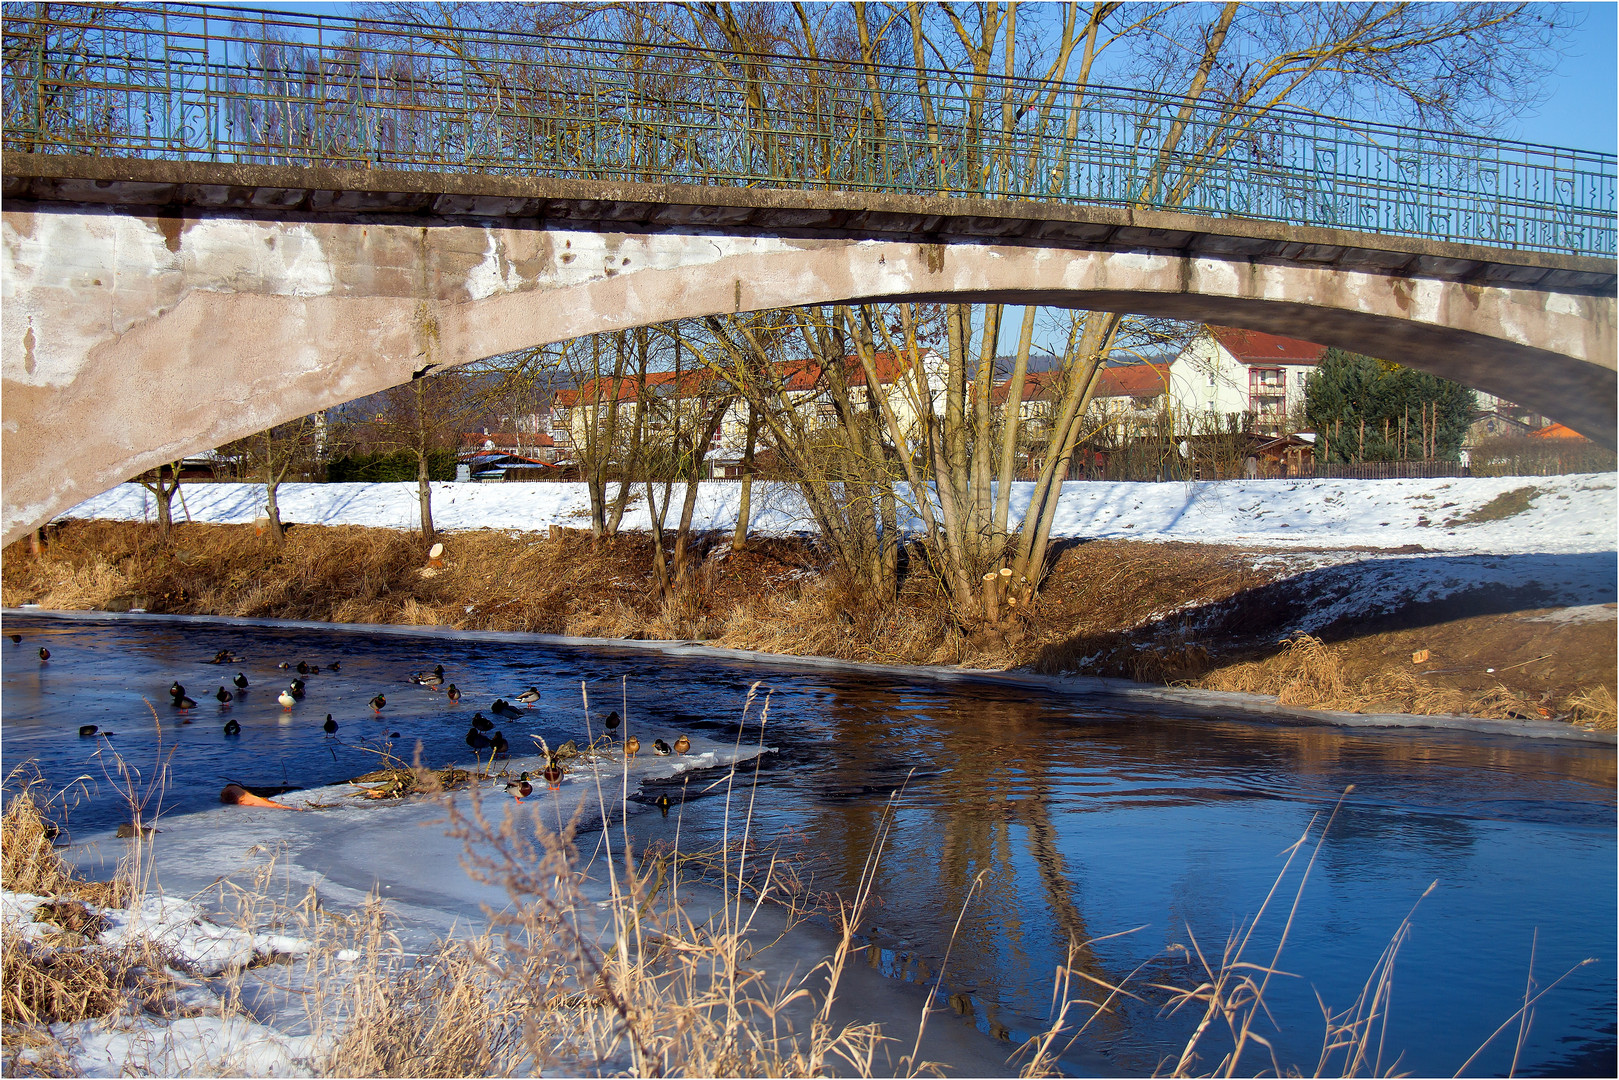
[347,370,482,543]
[219,416,325,543]
[133,461,184,540]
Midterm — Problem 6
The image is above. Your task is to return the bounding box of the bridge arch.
[3,160,1614,546]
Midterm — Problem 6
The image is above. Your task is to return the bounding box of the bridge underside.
[4,162,1614,547]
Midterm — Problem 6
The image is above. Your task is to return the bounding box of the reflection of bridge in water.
[2,2,1615,544]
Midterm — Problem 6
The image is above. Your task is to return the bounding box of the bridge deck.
[6,154,1614,297]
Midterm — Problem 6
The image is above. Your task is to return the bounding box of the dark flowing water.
[3,613,1614,1077]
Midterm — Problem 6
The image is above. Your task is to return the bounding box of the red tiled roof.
[1096,362,1171,397]
[775,351,932,391]
[553,352,933,404]
[1208,326,1328,365]
[991,363,1170,404]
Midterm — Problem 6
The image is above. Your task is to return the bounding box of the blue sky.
[1509,1,1617,152]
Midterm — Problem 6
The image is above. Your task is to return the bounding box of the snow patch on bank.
[2,889,326,1076]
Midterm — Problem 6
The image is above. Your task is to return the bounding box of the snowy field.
[60,472,1619,555]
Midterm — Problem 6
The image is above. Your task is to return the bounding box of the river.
[2,612,1613,1077]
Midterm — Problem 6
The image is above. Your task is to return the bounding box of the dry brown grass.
[1197,637,1579,722]
[0,775,184,1064]
[1,777,129,909]
[1563,684,1617,729]
[303,690,902,1078]
[1199,634,1348,708]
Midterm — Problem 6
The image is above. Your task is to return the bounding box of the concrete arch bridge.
[4,155,1613,547]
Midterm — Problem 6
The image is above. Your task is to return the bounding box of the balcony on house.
[1249,367,1287,434]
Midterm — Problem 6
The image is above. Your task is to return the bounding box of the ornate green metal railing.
[3,2,1614,258]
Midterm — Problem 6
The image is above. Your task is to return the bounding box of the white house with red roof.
[1169,325,1328,435]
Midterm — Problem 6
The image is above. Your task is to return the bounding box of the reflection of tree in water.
[786,686,1126,1041]
[759,678,1614,1063]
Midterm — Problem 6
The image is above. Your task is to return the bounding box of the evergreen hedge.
[326,450,457,483]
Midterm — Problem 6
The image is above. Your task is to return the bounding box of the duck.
[655,794,673,817]
[652,739,671,756]
[492,699,523,719]
[172,692,197,710]
[328,660,341,673]
[673,734,691,755]
[445,684,461,703]
[170,681,186,699]
[210,649,235,664]
[410,664,445,687]
[465,727,491,750]
[296,661,310,675]
[555,740,578,759]
[233,672,249,689]
[10,634,20,643]
[288,679,306,699]
[278,689,297,710]
[469,712,493,732]
[215,686,233,704]
[38,647,49,661]
[542,762,564,789]
[369,695,386,713]
[322,714,338,734]
[514,686,541,706]
[79,724,99,737]
[504,772,533,800]
[223,718,241,736]
[604,710,621,732]
[277,661,292,670]
[624,735,640,757]
[490,731,509,755]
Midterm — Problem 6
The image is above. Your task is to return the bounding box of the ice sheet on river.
[73,732,774,938]
[51,734,1024,1078]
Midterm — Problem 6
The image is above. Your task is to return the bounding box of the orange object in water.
[219,784,298,810]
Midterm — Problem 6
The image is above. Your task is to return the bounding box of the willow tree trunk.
[417,451,435,544]
[264,477,285,543]
[731,402,760,553]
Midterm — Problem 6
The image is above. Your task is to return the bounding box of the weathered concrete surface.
[4,155,1615,547]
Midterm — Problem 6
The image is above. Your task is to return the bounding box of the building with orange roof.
[1529,422,1588,440]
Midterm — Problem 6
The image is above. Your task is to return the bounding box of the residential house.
[989,362,1172,471]
[550,369,735,460]
[550,350,949,463]
[1168,325,1327,435]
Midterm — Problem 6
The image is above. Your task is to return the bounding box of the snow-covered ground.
[61,473,1618,555]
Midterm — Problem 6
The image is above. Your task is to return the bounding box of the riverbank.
[7,474,1615,729]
